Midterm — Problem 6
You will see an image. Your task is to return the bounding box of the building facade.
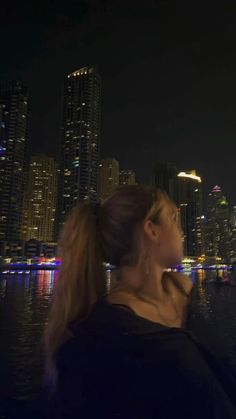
[230,206,236,262]
[150,162,178,204]
[177,170,203,257]
[0,81,29,244]
[99,158,119,201]
[205,186,232,263]
[21,155,58,242]
[119,169,136,186]
[56,66,101,238]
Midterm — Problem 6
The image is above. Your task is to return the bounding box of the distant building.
[21,155,58,242]
[205,185,232,263]
[216,196,231,262]
[0,104,6,157]
[0,241,24,261]
[230,206,236,228]
[0,81,29,244]
[56,66,101,239]
[119,169,136,186]
[230,206,236,261]
[204,186,221,258]
[24,239,43,259]
[150,162,178,204]
[177,170,203,257]
[99,158,119,201]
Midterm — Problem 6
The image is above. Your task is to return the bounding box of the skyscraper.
[0,81,29,243]
[99,158,119,201]
[230,206,236,261]
[205,186,232,263]
[21,155,58,242]
[0,104,6,158]
[150,162,178,204]
[119,169,136,186]
[56,66,101,238]
[177,170,203,257]
[230,205,236,228]
[204,186,221,258]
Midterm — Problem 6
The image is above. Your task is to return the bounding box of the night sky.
[2,0,236,206]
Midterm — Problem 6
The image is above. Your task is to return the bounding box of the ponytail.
[43,201,107,392]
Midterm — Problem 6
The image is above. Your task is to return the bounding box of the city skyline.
[2,1,236,262]
[2,2,236,203]
[1,69,234,209]
[1,71,235,261]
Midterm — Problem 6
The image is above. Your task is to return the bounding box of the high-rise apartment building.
[99,158,119,201]
[205,186,232,262]
[177,170,203,257]
[56,66,101,238]
[0,81,29,243]
[21,155,58,242]
[230,206,236,261]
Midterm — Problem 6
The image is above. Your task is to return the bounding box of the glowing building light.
[67,67,90,78]
[177,171,201,183]
[0,146,6,155]
[212,185,221,193]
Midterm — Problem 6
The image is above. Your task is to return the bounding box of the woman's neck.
[117,264,168,304]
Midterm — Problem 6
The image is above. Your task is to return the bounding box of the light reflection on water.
[187,269,236,365]
[0,270,58,400]
[0,268,236,401]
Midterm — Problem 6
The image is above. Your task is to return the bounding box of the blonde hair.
[43,185,177,392]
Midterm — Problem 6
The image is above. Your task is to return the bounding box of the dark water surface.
[0,269,236,417]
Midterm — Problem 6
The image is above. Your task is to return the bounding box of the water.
[0,270,57,403]
[187,270,236,367]
[0,269,236,410]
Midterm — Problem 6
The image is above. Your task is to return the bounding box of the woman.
[42,185,236,418]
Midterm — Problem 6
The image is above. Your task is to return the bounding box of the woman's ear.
[143,219,160,243]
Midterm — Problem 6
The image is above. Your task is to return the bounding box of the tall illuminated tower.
[0,81,29,243]
[56,66,101,238]
[177,170,203,257]
[21,155,58,242]
[230,206,236,261]
[205,185,232,262]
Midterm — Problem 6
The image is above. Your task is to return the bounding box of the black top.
[43,293,236,419]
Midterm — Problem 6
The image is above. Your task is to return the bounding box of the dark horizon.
[2,1,236,205]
